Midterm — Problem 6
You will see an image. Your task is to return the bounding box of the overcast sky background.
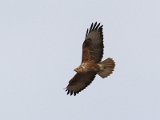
[0,0,160,120]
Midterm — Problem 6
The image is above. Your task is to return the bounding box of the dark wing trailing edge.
[82,22,104,63]
[66,72,96,96]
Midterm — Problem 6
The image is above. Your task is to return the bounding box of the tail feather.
[98,58,115,78]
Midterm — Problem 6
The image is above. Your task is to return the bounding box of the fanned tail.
[98,58,115,78]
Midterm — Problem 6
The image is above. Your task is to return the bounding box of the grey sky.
[0,0,160,120]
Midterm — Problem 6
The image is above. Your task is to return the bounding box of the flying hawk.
[65,22,115,96]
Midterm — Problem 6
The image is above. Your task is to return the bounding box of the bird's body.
[65,22,115,96]
[74,61,100,73]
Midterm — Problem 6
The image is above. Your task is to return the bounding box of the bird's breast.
[81,62,99,72]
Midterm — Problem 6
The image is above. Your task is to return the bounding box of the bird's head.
[74,66,84,73]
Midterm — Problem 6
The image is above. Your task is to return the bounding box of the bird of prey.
[65,22,115,96]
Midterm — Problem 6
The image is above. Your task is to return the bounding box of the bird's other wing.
[82,22,104,63]
[66,72,96,96]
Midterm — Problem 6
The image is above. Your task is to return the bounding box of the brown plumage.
[65,22,115,96]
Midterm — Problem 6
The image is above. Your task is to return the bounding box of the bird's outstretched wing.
[66,72,96,96]
[82,22,104,63]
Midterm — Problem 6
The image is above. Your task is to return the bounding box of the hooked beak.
[74,68,78,72]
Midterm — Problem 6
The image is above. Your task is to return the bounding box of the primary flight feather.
[65,22,115,96]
